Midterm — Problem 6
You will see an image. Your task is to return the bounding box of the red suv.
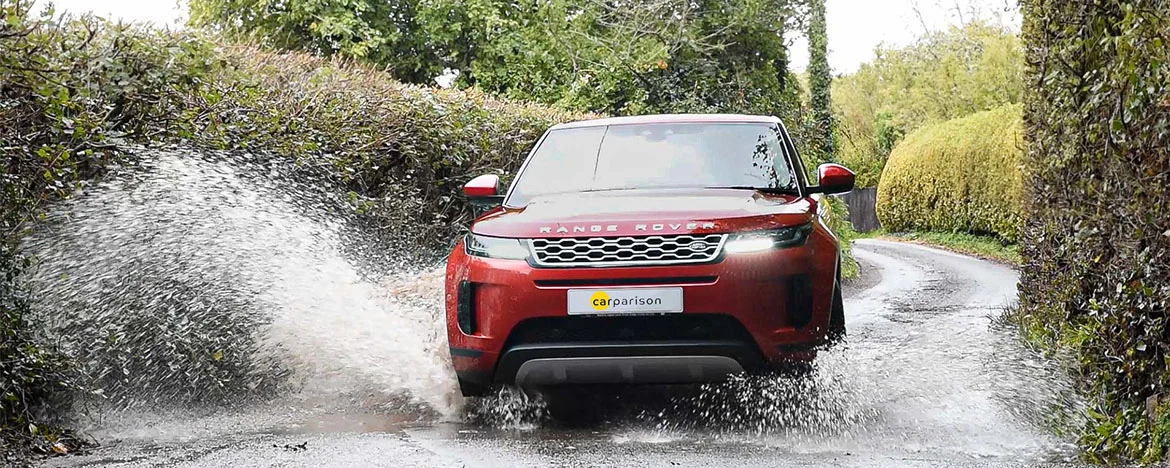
[446,114,855,397]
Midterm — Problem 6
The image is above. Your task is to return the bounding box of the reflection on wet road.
[44,239,1085,468]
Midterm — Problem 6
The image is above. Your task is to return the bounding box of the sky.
[787,0,1021,74]
[34,0,188,27]
[34,0,1021,76]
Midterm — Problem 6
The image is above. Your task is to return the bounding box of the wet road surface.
[43,239,1084,467]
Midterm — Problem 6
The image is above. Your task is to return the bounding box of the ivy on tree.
[806,0,833,161]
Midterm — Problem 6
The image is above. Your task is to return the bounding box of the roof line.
[551,113,781,130]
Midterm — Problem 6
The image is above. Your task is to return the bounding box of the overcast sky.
[35,0,1020,75]
[788,0,1020,73]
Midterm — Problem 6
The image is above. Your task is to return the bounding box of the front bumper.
[505,342,752,387]
[445,230,838,394]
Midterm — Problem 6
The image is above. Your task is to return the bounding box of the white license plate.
[567,287,684,315]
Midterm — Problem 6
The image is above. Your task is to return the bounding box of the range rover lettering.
[445,114,855,398]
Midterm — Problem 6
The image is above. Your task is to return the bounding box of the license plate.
[567,287,684,315]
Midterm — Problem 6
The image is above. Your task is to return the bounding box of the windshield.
[505,122,798,206]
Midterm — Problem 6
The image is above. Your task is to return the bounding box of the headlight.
[465,233,530,260]
[724,223,814,254]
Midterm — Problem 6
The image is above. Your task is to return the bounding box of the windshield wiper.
[707,186,800,196]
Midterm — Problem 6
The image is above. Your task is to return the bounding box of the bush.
[0,3,582,456]
[184,47,586,252]
[1015,0,1170,463]
[2,3,215,456]
[875,104,1023,242]
[832,21,1024,187]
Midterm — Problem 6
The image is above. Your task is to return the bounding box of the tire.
[458,375,490,397]
[541,387,598,425]
[827,275,846,345]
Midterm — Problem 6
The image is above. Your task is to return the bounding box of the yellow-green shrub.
[875,104,1023,241]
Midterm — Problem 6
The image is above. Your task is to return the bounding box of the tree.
[831,20,1023,187]
[806,0,833,160]
[188,0,808,117]
[188,0,442,84]
[449,0,807,116]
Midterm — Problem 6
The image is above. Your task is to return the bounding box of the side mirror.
[463,174,504,213]
[463,174,501,198]
[811,163,855,195]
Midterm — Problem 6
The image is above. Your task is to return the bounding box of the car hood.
[471,188,815,238]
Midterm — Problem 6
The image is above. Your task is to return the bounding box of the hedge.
[1,7,581,457]
[1015,0,1170,464]
[875,104,1023,241]
[186,48,590,253]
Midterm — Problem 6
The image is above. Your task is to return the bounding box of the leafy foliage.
[875,104,1023,242]
[1,2,582,457]
[478,0,805,116]
[832,21,1023,187]
[188,0,808,117]
[188,0,441,83]
[1,1,221,455]
[188,47,586,250]
[1015,0,1170,463]
[805,0,832,160]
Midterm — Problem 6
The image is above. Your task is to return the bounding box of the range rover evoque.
[445,114,855,397]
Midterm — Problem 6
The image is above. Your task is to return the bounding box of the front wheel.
[458,375,491,397]
[827,276,846,345]
[540,387,599,425]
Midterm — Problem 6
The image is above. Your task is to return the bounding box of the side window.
[763,126,793,189]
[777,124,812,189]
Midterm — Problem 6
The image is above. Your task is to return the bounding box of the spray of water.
[645,352,880,438]
[23,150,463,428]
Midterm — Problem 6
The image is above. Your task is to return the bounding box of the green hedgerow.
[1016,0,1170,464]
[875,104,1023,242]
[2,2,583,457]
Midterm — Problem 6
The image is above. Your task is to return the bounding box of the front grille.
[503,314,758,348]
[528,233,726,267]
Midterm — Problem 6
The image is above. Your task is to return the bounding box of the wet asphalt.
[42,239,1087,468]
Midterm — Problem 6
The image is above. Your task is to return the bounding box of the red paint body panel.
[445,206,840,377]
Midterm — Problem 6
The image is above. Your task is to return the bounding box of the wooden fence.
[838,187,881,232]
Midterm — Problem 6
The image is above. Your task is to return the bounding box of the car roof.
[551,114,781,130]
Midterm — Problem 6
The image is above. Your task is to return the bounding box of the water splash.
[23,150,462,423]
[645,352,880,439]
[464,387,548,430]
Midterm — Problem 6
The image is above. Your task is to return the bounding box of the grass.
[840,255,860,280]
[858,229,1021,265]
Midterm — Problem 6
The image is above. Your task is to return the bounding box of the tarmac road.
[43,239,1085,468]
